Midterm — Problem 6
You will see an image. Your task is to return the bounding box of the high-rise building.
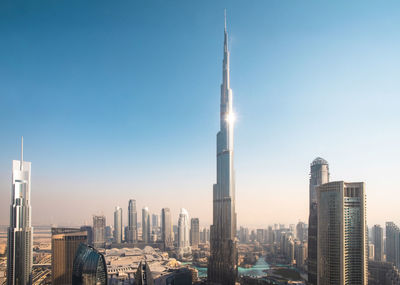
[208,14,238,285]
[317,181,367,285]
[51,228,88,285]
[177,208,191,258]
[152,214,159,230]
[127,199,138,243]
[386,222,400,268]
[161,208,173,249]
[142,207,150,243]
[372,224,384,262]
[72,243,107,285]
[296,221,306,242]
[114,206,122,244]
[190,218,200,249]
[7,138,33,285]
[307,157,329,285]
[80,226,93,246]
[93,215,106,248]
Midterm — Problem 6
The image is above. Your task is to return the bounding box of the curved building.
[72,243,107,285]
[308,157,329,285]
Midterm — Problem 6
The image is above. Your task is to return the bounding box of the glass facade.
[72,243,107,285]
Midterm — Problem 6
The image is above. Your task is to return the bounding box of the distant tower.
[386,222,400,268]
[142,207,150,243]
[177,208,191,258]
[308,157,329,285]
[208,12,238,285]
[161,208,173,249]
[127,199,138,243]
[152,214,159,230]
[93,215,106,248]
[7,137,33,285]
[372,225,384,262]
[190,218,200,249]
[113,207,122,244]
[317,181,367,285]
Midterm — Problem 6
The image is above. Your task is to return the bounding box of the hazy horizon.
[1,0,399,229]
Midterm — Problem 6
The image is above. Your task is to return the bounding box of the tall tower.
[161,208,173,249]
[190,218,200,249]
[208,12,238,285]
[127,199,138,243]
[386,222,400,267]
[93,215,106,248]
[372,224,384,262]
[307,157,329,285]
[113,206,122,244]
[177,208,191,258]
[142,207,150,243]
[7,137,33,285]
[317,181,367,285]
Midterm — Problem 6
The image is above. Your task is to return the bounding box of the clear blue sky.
[1,0,399,228]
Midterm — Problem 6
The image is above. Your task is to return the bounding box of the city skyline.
[1,1,400,228]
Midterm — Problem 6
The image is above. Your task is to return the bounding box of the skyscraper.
[307,157,329,285]
[72,243,107,285]
[177,208,191,258]
[152,214,159,230]
[208,13,238,285]
[161,208,173,249]
[386,222,400,268]
[142,207,150,243]
[51,228,88,285]
[317,181,367,285]
[190,218,200,249]
[93,215,106,248]
[372,224,384,262]
[7,137,33,285]
[114,206,122,244]
[127,199,138,243]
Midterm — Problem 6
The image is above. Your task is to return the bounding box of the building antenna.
[224,9,227,32]
[20,136,23,170]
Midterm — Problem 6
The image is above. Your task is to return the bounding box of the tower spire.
[20,136,23,170]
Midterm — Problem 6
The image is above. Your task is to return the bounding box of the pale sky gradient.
[1,0,400,229]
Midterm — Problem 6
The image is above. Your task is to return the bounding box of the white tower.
[177,208,191,258]
[7,137,33,285]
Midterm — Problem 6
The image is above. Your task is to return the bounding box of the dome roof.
[311,157,328,166]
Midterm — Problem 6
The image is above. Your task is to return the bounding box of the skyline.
[1,0,400,228]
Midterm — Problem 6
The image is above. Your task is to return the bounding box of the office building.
[142,207,150,243]
[308,157,329,285]
[386,222,400,268]
[317,181,367,285]
[208,14,238,285]
[152,214,159,230]
[190,218,200,249]
[177,208,191,258]
[161,208,173,249]
[372,224,384,262]
[80,226,93,246]
[93,216,106,248]
[114,206,122,244]
[72,243,107,285]
[7,138,33,285]
[127,199,138,243]
[51,228,88,285]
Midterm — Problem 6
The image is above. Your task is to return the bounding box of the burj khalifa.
[207,13,238,285]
